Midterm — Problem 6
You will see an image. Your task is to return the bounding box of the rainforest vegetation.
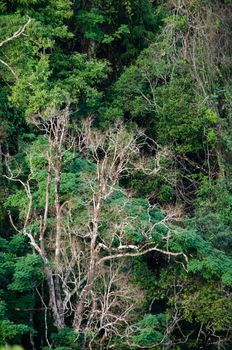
[1,0,232,349]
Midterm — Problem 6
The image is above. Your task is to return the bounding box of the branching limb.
[0,18,31,48]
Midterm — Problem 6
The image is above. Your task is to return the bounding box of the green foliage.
[0,234,38,347]
[192,178,232,254]
[9,254,43,292]
[106,44,217,156]
[125,169,175,204]
[180,283,232,331]
[129,314,169,348]
[73,0,162,62]
[10,53,109,116]
[143,268,232,348]
[0,321,31,344]
[49,328,81,350]
[1,0,232,349]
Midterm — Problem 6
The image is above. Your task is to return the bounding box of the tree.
[2,1,232,349]
[4,107,188,348]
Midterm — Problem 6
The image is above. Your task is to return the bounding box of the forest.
[1,0,232,349]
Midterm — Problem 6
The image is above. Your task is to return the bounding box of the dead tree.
[5,107,71,330]
[5,110,187,347]
[70,119,187,342]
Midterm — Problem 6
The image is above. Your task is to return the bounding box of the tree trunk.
[45,266,65,330]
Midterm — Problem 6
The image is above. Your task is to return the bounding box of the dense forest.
[1,0,232,349]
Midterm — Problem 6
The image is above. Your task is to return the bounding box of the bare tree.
[4,108,187,348]
[4,107,71,330]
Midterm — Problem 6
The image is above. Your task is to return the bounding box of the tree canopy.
[1,0,232,349]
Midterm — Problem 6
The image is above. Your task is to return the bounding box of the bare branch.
[0,18,31,48]
[97,246,187,265]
